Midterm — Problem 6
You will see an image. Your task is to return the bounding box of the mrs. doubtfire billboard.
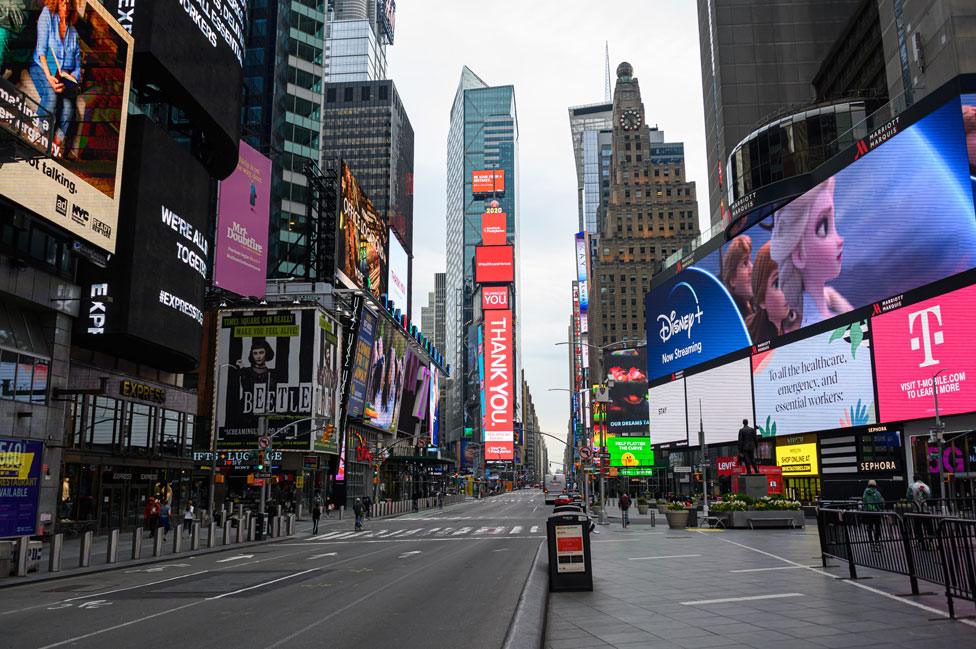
[646,96,976,383]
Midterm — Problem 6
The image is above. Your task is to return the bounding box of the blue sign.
[0,438,42,538]
[645,267,750,383]
[346,307,377,418]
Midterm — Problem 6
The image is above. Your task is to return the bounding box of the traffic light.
[256,450,266,471]
[693,472,703,482]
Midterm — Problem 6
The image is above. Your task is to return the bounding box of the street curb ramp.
[502,540,548,649]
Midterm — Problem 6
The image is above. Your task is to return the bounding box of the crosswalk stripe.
[399,529,419,537]
[452,527,473,536]
[357,529,385,538]
[310,531,344,540]
[530,526,539,533]
[436,528,455,536]
[474,527,490,535]
[423,528,440,536]
[489,526,506,535]
[510,526,523,534]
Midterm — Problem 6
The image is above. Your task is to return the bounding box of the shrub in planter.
[666,501,689,512]
[754,495,801,511]
[636,497,649,515]
[665,503,690,528]
[710,499,747,513]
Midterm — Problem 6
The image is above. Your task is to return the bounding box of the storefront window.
[184,417,195,455]
[14,361,33,402]
[91,396,118,447]
[160,409,181,455]
[129,403,152,448]
[0,350,15,399]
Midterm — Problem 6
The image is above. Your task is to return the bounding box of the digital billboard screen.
[346,306,377,419]
[364,317,407,433]
[312,313,342,454]
[646,97,976,383]
[752,320,876,436]
[604,348,649,436]
[684,357,753,445]
[608,437,654,467]
[482,285,510,311]
[338,162,388,300]
[214,142,271,298]
[481,211,507,246]
[388,233,409,314]
[0,0,132,252]
[575,232,589,316]
[776,434,819,476]
[429,367,440,445]
[475,245,514,284]
[648,378,687,445]
[873,283,976,422]
[472,169,505,194]
[484,309,513,460]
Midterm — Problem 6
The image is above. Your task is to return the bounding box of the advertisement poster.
[647,97,976,383]
[364,318,407,433]
[484,309,513,460]
[648,378,687,445]
[482,285,509,311]
[214,142,271,297]
[475,245,514,284]
[312,313,341,454]
[684,358,753,445]
[346,306,377,419]
[428,367,440,446]
[604,347,649,436]
[472,169,505,194]
[575,232,589,316]
[337,162,388,299]
[388,234,410,314]
[873,283,976,422]
[215,309,318,449]
[554,525,585,573]
[776,434,819,476]
[481,207,506,245]
[608,437,654,467]
[752,321,876,436]
[0,438,42,537]
[0,0,132,252]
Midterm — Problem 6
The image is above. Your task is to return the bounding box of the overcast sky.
[389,0,709,464]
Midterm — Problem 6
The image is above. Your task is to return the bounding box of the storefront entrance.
[909,430,976,499]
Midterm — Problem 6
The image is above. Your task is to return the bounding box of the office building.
[568,103,614,233]
[325,0,393,82]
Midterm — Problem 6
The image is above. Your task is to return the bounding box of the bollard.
[79,531,93,568]
[16,536,30,576]
[297,503,304,521]
[173,525,183,553]
[191,523,200,551]
[237,517,245,544]
[153,526,164,557]
[276,505,282,518]
[131,527,143,560]
[248,516,256,542]
[106,529,119,564]
[208,522,217,549]
[275,516,282,537]
[222,520,232,545]
[237,504,244,521]
[49,533,63,573]
[287,514,295,536]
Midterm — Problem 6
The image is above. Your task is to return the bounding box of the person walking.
[144,496,159,537]
[907,474,932,512]
[160,500,172,541]
[353,497,365,532]
[362,494,372,520]
[183,500,195,536]
[311,500,322,535]
[437,490,444,509]
[618,492,632,528]
[862,480,884,550]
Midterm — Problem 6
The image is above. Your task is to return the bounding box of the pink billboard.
[214,142,271,297]
[873,283,976,422]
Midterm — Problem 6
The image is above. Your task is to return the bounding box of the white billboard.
[388,233,409,315]
[648,378,687,445]
[684,357,754,446]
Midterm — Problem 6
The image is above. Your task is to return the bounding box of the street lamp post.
[932,368,947,501]
[209,363,236,524]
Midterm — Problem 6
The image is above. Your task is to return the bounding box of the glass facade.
[325,19,387,82]
[568,103,613,233]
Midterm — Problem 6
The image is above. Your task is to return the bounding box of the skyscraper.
[445,67,520,466]
[325,0,394,82]
[568,103,614,233]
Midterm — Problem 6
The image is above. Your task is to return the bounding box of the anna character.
[746,242,801,343]
[720,235,754,318]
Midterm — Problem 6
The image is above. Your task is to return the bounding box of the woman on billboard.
[30,0,81,157]
[770,176,852,328]
[747,242,801,342]
[720,235,755,319]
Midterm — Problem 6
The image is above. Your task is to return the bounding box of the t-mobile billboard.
[214,142,270,297]
[873,283,976,422]
[484,309,513,460]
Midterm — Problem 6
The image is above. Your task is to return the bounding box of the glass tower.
[568,103,613,233]
[324,0,391,82]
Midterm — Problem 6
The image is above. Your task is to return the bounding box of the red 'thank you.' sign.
[482,285,509,311]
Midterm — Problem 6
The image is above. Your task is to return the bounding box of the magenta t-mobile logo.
[908,305,944,368]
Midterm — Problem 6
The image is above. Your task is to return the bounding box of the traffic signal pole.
[258,416,268,516]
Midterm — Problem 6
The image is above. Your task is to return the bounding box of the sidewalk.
[546,512,976,649]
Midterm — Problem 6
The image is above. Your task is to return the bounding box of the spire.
[604,41,611,102]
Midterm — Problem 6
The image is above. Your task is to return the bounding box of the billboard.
[363,317,407,433]
[481,211,507,246]
[646,97,976,383]
[0,0,133,252]
[312,313,342,454]
[752,320,876,436]
[482,285,509,311]
[648,378,687,445]
[346,306,377,419]
[604,348,649,436]
[684,358,753,445]
[776,434,819,476]
[608,437,654,467]
[873,283,976,422]
[215,309,321,449]
[472,169,505,194]
[0,438,42,537]
[575,232,589,316]
[475,245,514,284]
[429,367,440,446]
[338,162,388,300]
[484,309,513,460]
[388,233,409,314]
[214,142,271,297]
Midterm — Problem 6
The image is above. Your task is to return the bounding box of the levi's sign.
[482,286,509,311]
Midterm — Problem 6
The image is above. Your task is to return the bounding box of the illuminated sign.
[483,309,513,461]
[482,286,509,311]
[472,169,505,194]
[120,380,166,404]
[481,212,507,246]
[608,437,654,467]
[776,435,819,476]
[475,245,514,284]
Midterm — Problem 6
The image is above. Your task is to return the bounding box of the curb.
[502,540,548,649]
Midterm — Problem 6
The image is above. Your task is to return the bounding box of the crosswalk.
[307,525,541,542]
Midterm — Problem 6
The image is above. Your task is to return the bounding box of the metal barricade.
[936,517,976,619]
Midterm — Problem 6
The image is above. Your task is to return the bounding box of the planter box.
[636,505,649,515]
[665,511,689,529]
[730,510,804,529]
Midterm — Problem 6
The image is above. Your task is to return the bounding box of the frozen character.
[746,243,802,343]
[770,177,852,328]
[30,0,82,156]
[720,235,754,319]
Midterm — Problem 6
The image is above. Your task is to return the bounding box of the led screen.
[429,367,440,445]
[337,163,388,300]
[752,320,876,437]
[346,306,377,419]
[776,434,819,476]
[388,233,409,315]
[873,283,976,422]
[364,317,407,433]
[483,309,513,460]
[608,437,654,467]
[0,0,132,252]
[472,169,505,194]
[646,97,976,383]
[684,357,753,446]
[604,347,649,436]
[482,286,509,311]
[0,438,42,537]
[648,378,687,445]
[481,211,506,245]
[475,245,514,284]
[575,232,589,315]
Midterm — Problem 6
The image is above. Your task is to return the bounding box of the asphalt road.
[0,491,549,649]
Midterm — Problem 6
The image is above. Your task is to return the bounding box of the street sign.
[578,447,593,461]
[673,466,692,474]
[258,435,271,450]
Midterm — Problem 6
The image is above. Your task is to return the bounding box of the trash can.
[11,539,42,575]
[254,513,265,541]
[546,511,593,592]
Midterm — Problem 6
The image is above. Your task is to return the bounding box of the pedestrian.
[907,474,932,512]
[311,500,322,535]
[160,500,171,541]
[412,493,419,512]
[183,500,194,536]
[862,480,884,550]
[363,495,372,520]
[618,492,632,528]
[737,418,760,474]
[144,496,159,537]
[437,490,444,509]
[353,497,365,532]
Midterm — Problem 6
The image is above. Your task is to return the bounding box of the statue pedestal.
[735,473,768,499]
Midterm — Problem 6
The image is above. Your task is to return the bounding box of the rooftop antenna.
[604,41,611,102]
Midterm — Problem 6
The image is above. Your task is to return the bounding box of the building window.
[326,88,336,102]
[344,87,353,101]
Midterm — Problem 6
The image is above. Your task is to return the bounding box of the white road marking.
[436,528,455,536]
[530,526,539,533]
[206,567,321,600]
[474,527,491,535]
[216,554,254,563]
[123,563,190,574]
[357,529,385,538]
[397,551,422,559]
[510,526,523,534]
[309,531,345,540]
[628,554,701,561]
[488,526,506,535]
[308,552,338,560]
[423,528,440,536]
[452,527,473,536]
[399,529,420,537]
[77,600,112,610]
[729,565,807,573]
[682,593,804,606]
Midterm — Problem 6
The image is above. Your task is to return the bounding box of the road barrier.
[818,508,976,617]
[106,530,119,564]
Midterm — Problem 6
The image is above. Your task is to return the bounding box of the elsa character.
[770,176,852,328]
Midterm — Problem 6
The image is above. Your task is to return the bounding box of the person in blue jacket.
[29,0,81,155]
